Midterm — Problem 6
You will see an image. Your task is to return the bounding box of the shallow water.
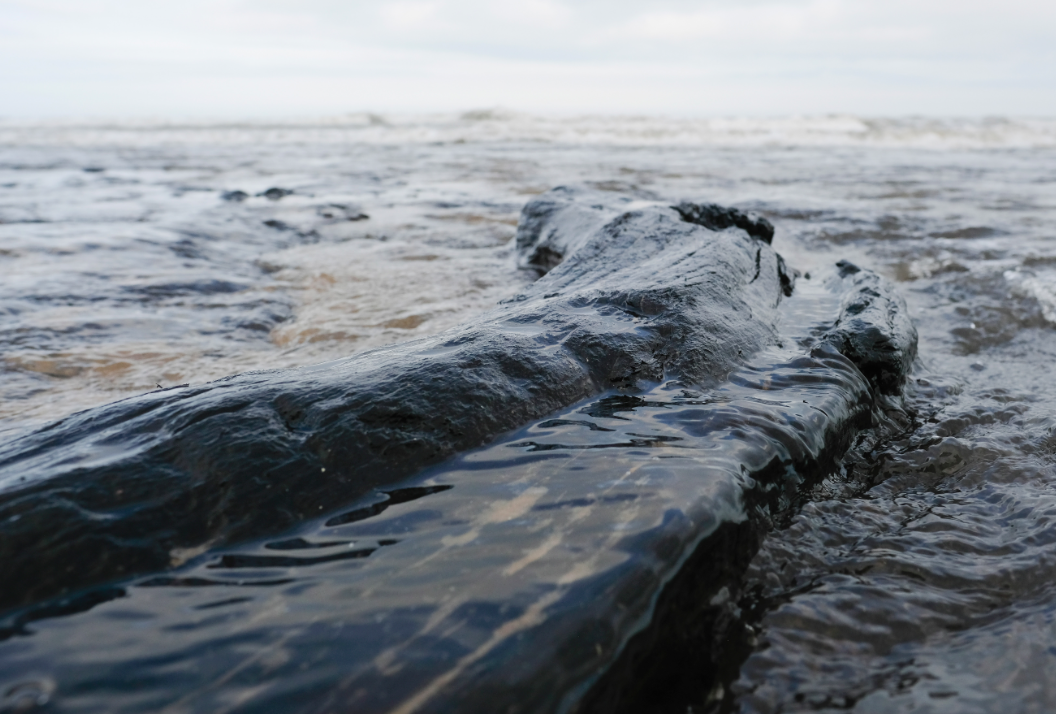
[1,114,1055,711]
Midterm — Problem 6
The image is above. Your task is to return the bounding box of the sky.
[1,0,1054,118]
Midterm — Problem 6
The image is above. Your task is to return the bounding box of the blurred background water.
[2,112,1055,710]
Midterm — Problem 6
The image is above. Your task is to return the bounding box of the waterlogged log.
[0,187,916,714]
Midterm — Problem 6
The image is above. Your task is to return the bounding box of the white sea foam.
[2,112,1055,149]
[1006,269,1056,324]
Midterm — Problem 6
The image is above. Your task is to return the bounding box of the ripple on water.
[732,346,1056,712]
[1,128,1056,711]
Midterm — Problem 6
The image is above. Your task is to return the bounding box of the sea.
[2,111,1055,711]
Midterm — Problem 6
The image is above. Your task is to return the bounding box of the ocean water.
[1,113,1055,711]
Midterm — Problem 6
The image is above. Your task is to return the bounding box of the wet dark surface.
[699,149,1056,714]
[0,187,796,616]
[0,263,910,713]
[1,121,1054,712]
[0,183,917,713]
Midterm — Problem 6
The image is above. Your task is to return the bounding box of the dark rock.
[0,186,792,613]
[672,201,775,244]
[0,186,917,714]
[221,189,249,202]
[515,185,633,272]
[259,187,294,200]
[318,203,369,221]
[822,260,917,395]
[515,186,776,274]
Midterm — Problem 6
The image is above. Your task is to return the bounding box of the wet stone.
[0,187,915,713]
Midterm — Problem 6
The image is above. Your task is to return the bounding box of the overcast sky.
[2,0,1053,118]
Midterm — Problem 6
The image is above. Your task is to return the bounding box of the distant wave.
[2,111,1055,149]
